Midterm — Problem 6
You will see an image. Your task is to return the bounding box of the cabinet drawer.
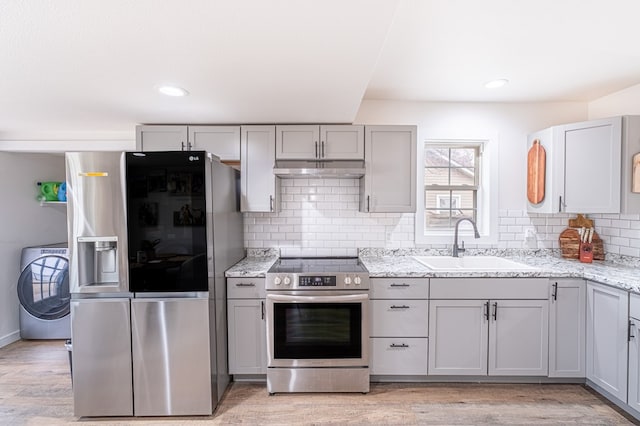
[430,278,548,299]
[631,292,640,319]
[370,338,428,375]
[370,278,428,299]
[227,278,266,299]
[370,300,428,337]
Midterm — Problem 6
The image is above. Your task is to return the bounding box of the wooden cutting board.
[527,139,546,204]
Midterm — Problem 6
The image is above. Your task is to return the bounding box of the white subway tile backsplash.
[242,179,640,258]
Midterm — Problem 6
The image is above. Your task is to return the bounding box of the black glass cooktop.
[268,257,368,274]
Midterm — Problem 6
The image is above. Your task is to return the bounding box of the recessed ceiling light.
[156,85,189,97]
[484,79,509,89]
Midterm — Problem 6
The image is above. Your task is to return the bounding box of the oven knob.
[274,276,282,286]
[283,276,291,286]
[354,276,362,285]
[344,276,352,285]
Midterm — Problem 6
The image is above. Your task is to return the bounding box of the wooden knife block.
[559,228,604,260]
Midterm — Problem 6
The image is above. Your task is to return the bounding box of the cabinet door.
[189,126,240,161]
[227,299,267,374]
[549,279,586,378]
[370,300,428,338]
[241,125,278,212]
[361,125,416,213]
[370,337,428,375]
[488,300,549,376]
[629,317,640,413]
[586,282,628,402]
[321,125,364,160]
[428,299,488,375]
[275,125,319,160]
[136,125,188,151]
[562,117,622,213]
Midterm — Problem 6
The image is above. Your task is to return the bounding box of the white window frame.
[415,138,498,246]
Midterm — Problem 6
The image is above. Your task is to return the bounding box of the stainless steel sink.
[413,256,539,271]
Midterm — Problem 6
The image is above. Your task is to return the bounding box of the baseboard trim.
[0,330,20,348]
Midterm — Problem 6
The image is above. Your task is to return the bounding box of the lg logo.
[188,155,200,162]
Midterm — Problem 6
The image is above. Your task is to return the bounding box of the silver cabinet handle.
[181,141,186,151]
[390,343,409,348]
[236,283,256,287]
[367,195,370,212]
[321,141,325,158]
[269,195,274,212]
[492,302,498,321]
[390,283,410,288]
[552,282,558,302]
[315,141,319,158]
[630,320,636,341]
[390,305,410,309]
[187,142,193,150]
[261,300,265,320]
[484,301,489,321]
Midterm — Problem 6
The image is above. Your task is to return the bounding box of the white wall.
[355,100,588,210]
[589,83,640,119]
[0,153,67,347]
[243,101,589,254]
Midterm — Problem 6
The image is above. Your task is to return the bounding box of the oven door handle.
[266,293,368,303]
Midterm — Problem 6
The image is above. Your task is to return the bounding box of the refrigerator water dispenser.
[77,236,119,287]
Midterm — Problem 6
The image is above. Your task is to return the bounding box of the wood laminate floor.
[0,340,637,425]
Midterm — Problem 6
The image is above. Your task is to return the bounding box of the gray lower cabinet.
[428,278,549,376]
[227,278,267,374]
[586,281,629,403]
[549,279,586,378]
[629,293,640,413]
[71,298,133,417]
[369,278,428,376]
[131,297,212,416]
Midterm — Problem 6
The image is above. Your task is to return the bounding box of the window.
[424,145,479,228]
[416,139,497,245]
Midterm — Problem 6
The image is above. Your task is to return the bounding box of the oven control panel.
[266,273,369,290]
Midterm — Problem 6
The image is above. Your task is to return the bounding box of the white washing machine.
[17,243,70,339]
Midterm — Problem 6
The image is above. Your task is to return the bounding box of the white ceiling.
[2,0,640,140]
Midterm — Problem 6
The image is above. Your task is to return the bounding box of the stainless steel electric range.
[265,257,370,394]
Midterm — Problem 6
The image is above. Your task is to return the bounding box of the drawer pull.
[390,343,409,348]
[390,283,410,287]
[236,283,256,287]
[390,305,410,309]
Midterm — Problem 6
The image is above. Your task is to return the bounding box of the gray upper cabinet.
[188,126,240,161]
[136,125,240,161]
[241,125,279,213]
[527,117,622,214]
[360,125,417,213]
[136,125,188,151]
[275,125,364,160]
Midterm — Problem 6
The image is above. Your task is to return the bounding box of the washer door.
[17,255,70,320]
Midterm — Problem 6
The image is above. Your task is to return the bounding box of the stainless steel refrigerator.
[67,151,244,417]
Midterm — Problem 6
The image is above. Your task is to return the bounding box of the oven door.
[266,292,369,368]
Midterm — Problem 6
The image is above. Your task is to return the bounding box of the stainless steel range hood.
[273,160,366,178]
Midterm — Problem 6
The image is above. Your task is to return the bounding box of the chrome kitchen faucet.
[453,218,480,257]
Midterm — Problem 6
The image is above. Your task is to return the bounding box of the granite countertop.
[360,254,640,293]
[225,249,279,278]
[225,248,640,294]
